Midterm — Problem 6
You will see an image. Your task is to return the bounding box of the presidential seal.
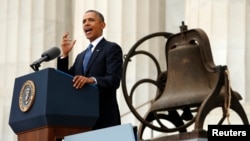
[19,80,36,112]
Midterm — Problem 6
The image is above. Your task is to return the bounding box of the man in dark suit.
[57,10,123,130]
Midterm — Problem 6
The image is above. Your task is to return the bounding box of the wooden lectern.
[9,68,99,141]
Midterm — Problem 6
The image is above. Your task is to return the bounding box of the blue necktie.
[83,44,93,73]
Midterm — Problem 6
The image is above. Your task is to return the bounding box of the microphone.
[30,47,61,71]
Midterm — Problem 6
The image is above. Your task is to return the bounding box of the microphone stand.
[30,63,40,71]
[30,56,48,71]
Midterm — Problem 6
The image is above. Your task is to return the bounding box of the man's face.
[82,12,105,42]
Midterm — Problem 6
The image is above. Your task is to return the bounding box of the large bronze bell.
[122,22,249,140]
[150,40,218,112]
[145,27,249,134]
[150,28,218,113]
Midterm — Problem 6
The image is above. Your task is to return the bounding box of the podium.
[9,68,99,141]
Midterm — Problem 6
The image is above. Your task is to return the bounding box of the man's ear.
[101,22,106,29]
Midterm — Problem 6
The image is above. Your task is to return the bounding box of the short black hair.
[85,10,105,22]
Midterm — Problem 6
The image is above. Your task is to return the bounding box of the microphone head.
[41,47,61,61]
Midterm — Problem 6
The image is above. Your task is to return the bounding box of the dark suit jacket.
[57,38,123,130]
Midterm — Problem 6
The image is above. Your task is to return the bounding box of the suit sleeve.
[95,43,123,90]
[57,56,70,73]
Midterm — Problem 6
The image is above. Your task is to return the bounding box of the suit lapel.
[78,52,85,75]
[84,38,106,74]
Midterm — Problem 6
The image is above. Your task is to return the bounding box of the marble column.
[0,0,73,140]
